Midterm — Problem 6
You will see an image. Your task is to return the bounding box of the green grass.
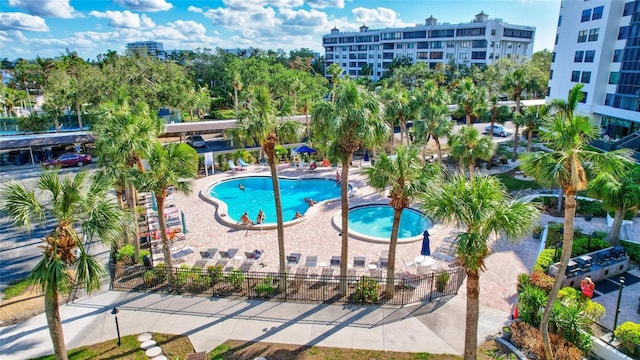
[3,277,33,300]
[32,333,194,360]
[493,173,542,193]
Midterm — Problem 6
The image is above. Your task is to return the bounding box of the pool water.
[211,176,343,224]
[348,205,431,240]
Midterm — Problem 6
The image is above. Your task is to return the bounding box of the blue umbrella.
[421,230,431,256]
[181,211,188,234]
[293,145,316,154]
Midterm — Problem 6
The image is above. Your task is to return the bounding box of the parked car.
[484,125,513,137]
[42,153,91,169]
[186,135,207,148]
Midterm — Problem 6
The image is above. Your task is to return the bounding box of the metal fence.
[110,264,465,307]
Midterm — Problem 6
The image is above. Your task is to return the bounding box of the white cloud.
[114,0,173,12]
[0,13,49,32]
[89,10,155,29]
[8,0,78,19]
[187,6,202,13]
[306,0,344,9]
[352,7,412,28]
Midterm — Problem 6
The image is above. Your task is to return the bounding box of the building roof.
[0,131,96,150]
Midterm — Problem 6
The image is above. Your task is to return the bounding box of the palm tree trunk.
[434,137,442,164]
[489,107,497,139]
[45,290,68,360]
[606,209,625,245]
[511,124,520,162]
[339,158,351,296]
[464,270,480,360]
[527,126,534,152]
[386,208,401,299]
[156,193,174,285]
[234,88,239,116]
[557,188,564,212]
[268,157,286,275]
[75,102,82,130]
[125,182,140,263]
[540,189,577,360]
[466,113,471,126]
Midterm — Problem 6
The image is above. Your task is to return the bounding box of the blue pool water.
[348,205,431,240]
[211,176,343,224]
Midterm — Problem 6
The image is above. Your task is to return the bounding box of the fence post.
[429,272,435,302]
[247,276,251,299]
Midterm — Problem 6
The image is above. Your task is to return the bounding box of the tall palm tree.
[522,105,549,152]
[380,81,411,146]
[520,109,630,360]
[327,63,343,102]
[449,126,496,179]
[131,142,198,284]
[503,62,538,161]
[452,77,485,126]
[412,80,452,164]
[420,174,538,360]
[0,172,127,360]
[363,146,440,298]
[93,102,164,263]
[311,79,389,294]
[227,86,304,275]
[232,71,242,116]
[588,166,640,245]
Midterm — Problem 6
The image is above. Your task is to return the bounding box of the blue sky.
[0,0,561,61]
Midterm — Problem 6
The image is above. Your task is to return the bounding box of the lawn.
[493,173,542,193]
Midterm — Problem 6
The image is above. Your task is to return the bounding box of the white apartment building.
[548,0,640,141]
[322,11,535,81]
[125,41,164,56]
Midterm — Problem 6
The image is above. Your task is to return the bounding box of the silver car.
[484,125,513,137]
[186,135,207,148]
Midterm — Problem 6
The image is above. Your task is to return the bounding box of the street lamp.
[111,306,121,346]
[611,276,625,342]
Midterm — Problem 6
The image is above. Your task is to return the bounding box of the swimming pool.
[208,176,345,225]
[342,204,431,243]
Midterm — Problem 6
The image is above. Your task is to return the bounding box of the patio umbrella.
[181,210,188,234]
[293,145,316,154]
[420,230,431,256]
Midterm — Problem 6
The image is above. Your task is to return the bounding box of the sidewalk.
[0,289,508,359]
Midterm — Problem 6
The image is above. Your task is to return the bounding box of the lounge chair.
[353,256,366,267]
[238,158,250,168]
[287,252,302,264]
[330,256,341,267]
[305,255,317,268]
[227,160,238,172]
[379,256,389,268]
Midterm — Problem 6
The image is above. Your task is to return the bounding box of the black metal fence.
[110,264,465,307]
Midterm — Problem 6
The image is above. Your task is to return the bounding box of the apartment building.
[548,0,640,140]
[322,11,535,81]
[126,41,164,56]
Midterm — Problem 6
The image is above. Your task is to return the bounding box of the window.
[623,1,634,16]
[383,43,394,50]
[431,41,443,49]
[581,71,591,83]
[471,51,486,60]
[503,29,534,39]
[349,62,356,67]
[507,43,513,49]
[472,40,487,48]
[605,93,614,106]
[459,41,470,48]
[396,43,403,49]
[555,34,559,45]
[490,41,495,47]
[558,15,562,26]
[446,53,455,59]
[495,54,500,60]
[550,70,553,80]
[417,42,429,49]
[491,29,496,35]
[349,54,356,59]
[456,27,485,37]
[592,6,603,20]
[459,53,468,59]
[447,41,455,48]
[581,9,592,22]
[618,26,630,40]
[571,71,581,82]
[489,53,494,59]
[496,42,501,48]
[430,52,444,59]
[574,50,584,62]
[609,72,619,84]
[552,52,556,62]
[407,43,414,49]
[579,92,587,103]
[585,50,595,62]
[429,29,455,38]
[403,31,426,39]
[613,49,623,62]
[416,52,429,59]
[578,30,587,42]
[588,28,599,41]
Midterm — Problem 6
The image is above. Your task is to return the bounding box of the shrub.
[576,199,606,217]
[534,249,556,273]
[614,322,640,356]
[550,300,593,353]
[529,269,554,293]
[511,321,585,360]
[545,222,563,247]
[254,276,274,297]
[621,241,640,263]
[352,276,379,304]
[517,273,530,293]
[518,283,548,327]
[116,244,150,264]
[435,271,451,292]
[207,265,224,284]
[154,263,168,281]
[572,234,609,256]
[227,269,245,290]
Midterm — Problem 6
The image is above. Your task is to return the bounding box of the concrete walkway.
[0,288,508,360]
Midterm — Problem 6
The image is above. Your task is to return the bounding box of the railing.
[110,264,465,307]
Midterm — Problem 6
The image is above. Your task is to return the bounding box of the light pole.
[111,306,121,346]
[611,276,625,343]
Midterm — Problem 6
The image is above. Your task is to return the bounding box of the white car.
[484,125,513,137]
[186,135,207,148]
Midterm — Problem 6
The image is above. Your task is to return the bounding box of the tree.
[521,105,549,152]
[520,99,631,360]
[412,80,452,164]
[131,143,198,283]
[588,166,640,245]
[420,174,537,360]
[327,63,343,102]
[452,77,485,126]
[379,81,411,146]
[502,60,539,161]
[227,86,304,275]
[448,126,496,179]
[311,79,389,294]
[363,146,440,298]
[0,171,127,360]
[232,71,242,116]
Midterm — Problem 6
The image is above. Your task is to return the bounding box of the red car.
[42,153,92,169]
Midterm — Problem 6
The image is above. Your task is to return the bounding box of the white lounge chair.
[238,158,250,168]
[227,160,238,172]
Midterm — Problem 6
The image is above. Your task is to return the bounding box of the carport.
[0,131,96,167]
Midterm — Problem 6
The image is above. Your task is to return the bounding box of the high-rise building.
[126,41,164,56]
[548,0,640,142]
[322,11,535,81]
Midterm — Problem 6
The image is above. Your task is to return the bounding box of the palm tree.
[312,79,389,294]
[448,126,496,179]
[93,102,164,263]
[520,107,631,360]
[363,146,440,298]
[588,166,640,245]
[412,80,452,164]
[0,171,127,360]
[232,71,242,116]
[327,63,343,102]
[227,86,304,275]
[522,105,549,152]
[420,174,538,360]
[380,81,411,146]
[452,77,485,126]
[131,142,198,284]
[503,62,538,161]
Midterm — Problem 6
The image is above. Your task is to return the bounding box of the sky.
[0,0,562,61]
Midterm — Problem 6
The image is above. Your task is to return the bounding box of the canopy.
[420,230,431,256]
[293,145,316,154]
